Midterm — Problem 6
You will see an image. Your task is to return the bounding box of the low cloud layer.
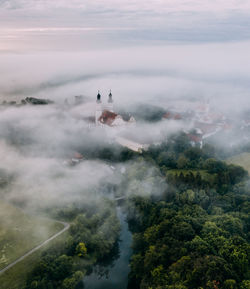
[1,0,250,218]
[1,42,250,115]
[1,0,250,52]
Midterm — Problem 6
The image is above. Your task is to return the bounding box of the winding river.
[83,207,132,289]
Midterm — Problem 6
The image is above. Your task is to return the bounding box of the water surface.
[83,208,132,289]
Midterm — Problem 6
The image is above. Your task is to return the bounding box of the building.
[95,91,135,127]
[95,91,103,125]
[115,136,149,153]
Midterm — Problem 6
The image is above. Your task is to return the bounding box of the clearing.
[0,201,64,270]
[227,152,250,174]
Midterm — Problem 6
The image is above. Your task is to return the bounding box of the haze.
[0,2,250,288]
[0,0,250,205]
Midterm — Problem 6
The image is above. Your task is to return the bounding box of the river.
[83,207,132,289]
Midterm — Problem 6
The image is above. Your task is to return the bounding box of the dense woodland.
[125,134,250,289]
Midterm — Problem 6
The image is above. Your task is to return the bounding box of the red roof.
[99,110,118,126]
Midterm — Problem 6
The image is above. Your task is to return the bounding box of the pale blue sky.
[1,0,250,51]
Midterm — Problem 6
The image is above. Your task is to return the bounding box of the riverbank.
[83,207,132,289]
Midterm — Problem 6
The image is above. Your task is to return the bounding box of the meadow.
[0,201,64,271]
[227,152,250,173]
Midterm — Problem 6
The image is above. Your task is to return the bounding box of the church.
[95,91,135,127]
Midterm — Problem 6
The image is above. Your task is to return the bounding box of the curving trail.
[0,221,70,275]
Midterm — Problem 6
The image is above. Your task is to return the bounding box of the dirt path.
[0,221,70,275]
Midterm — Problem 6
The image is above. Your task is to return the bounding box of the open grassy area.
[0,230,69,289]
[227,152,250,174]
[0,201,64,270]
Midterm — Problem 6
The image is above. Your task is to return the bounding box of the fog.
[1,0,250,216]
[1,43,250,112]
[0,93,187,212]
[1,43,250,212]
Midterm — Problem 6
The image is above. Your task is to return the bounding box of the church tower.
[95,91,102,125]
[107,90,114,112]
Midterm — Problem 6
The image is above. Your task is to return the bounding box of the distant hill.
[24,97,54,105]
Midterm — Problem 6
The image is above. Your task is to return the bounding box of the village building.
[115,136,149,153]
[95,91,136,127]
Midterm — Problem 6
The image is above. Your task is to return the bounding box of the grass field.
[0,201,64,271]
[227,152,250,174]
[0,230,69,289]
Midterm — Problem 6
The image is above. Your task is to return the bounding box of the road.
[0,221,70,275]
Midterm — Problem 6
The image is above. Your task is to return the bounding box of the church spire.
[97,91,101,103]
[108,90,113,103]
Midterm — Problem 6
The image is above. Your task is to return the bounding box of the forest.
[1,133,249,289]
[125,134,250,289]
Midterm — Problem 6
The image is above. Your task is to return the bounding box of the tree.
[188,236,211,255]
[62,271,84,289]
[228,164,248,185]
[76,242,87,257]
[195,172,202,187]
[177,155,188,169]
[224,279,237,289]
[53,255,74,281]
[181,190,195,204]
[151,265,167,287]
[171,221,195,241]
[239,280,250,289]
[184,147,203,163]
[144,245,160,272]
[203,158,226,174]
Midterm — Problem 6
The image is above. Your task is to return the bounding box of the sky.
[1,0,250,51]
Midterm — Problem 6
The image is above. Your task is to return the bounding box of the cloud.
[1,42,250,110]
[0,44,250,216]
[1,0,250,50]
[1,0,250,12]
[0,140,114,210]
[0,95,186,213]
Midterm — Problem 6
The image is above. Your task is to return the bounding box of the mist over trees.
[1,1,250,288]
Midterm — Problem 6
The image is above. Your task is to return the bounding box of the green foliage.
[128,194,250,288]
[76,242,87,258]
[223,279,237,289]
[62,271,84,289]
[25,201,120,289]
[127,135,250,289]
[177,155,189,169]
[239,280,250,289]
